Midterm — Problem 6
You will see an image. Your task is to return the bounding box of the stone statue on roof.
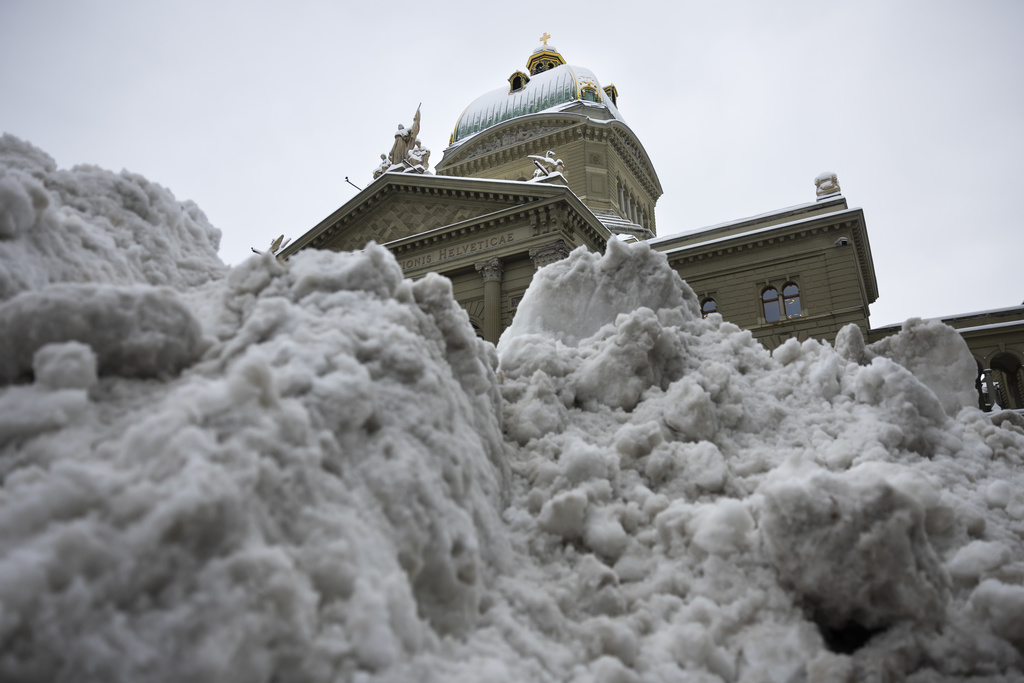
[372,154,389,180]
[529,150,564,179]
[815,171,841,199]
[374,105,431,179]
[408,139,430,172]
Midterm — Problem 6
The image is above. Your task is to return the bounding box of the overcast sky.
[2,0,1021,327]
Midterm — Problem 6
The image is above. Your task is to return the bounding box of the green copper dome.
[449,56,624,145]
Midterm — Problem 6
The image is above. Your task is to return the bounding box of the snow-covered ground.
[2,134,1023,682]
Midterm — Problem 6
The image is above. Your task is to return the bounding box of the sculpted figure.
[375,106,428,178]
[408,140,430,171]
[389,106,421,168]
[372,153,390,180]
[529,150,564,178]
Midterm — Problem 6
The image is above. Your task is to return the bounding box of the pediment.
[281,175,573,257]
[328,192,525,252]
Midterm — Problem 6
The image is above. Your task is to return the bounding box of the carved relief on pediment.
[323,193,524,252]
[458,125,565,162]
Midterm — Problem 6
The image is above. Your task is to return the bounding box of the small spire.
[527,36,565,75]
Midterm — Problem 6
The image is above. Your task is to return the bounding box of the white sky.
[2,0,1021,328]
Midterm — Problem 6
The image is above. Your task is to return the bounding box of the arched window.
[782,282,803,319]
[507,70,530,93]
[990,353,1024,409]
[603,84,618,106]
[762,287,781,322]
[701,298,717,318]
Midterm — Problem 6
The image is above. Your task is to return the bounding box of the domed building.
[436,39,661,241]
[281,40,656,343]
[280,39,1024,409]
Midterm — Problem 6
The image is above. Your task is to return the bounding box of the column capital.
[475,257,503,282]
[529,239,571,270]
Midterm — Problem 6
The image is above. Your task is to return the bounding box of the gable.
[318,191,527,252]
[281,176,566,257]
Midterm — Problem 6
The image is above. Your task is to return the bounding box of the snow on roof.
[590,208,651,238]
[451,63,623,143]
[871,305,1024,331]
[956,319,1024,334]
[653,207,858,254]
[649,198,845,248]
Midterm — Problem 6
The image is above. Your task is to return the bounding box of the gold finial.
[540,32,551,46]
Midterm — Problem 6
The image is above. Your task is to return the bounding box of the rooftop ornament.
[527,33,566,75]
[529,150,566,185]
[815,171,841,199]
[373,105,431,179]
[250,234,291,257]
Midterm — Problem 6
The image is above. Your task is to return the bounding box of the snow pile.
[0,138,508,681]
[2,137,1024,681]
[0,284,207,384]
[0,134,225,297]
[495,241,1024,680]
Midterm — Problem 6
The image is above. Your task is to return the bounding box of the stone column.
[983,369,998,410]
[529,239,571,270]
[475,257,503,344]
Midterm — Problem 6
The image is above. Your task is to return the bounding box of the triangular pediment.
[280,174,584,257]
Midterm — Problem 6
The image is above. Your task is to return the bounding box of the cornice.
[279,174,583,259]
[384,192,609,256]
[437,114,585,171]
[607,129,662,199]
[663,208,878,302]
[436,113,663,200]
[847,216,878,302]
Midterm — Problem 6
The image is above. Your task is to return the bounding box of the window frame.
[761,287,781,323]
[760,281,805,323]
[782,282,803,320]
[701,297,717,319]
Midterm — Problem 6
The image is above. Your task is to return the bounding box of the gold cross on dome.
[540,32,551,45]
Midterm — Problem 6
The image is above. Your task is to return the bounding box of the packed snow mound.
[0,141,509,681]
[497,240,1024,680]
[0,283,206,383]
[0,244,512,682]
[0,134,225,299]
[864,317,979,416]
[2,140,1024,681]
[498,237,700,349]
[760,463,950,631]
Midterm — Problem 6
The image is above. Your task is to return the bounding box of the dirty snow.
[2,135,1023,682]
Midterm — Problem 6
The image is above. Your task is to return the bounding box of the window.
[783,283,803,319]
[507,70,530,93]
[581,85,599,102]
[989,353,1024,409]
[701,298,717,318]
[763,283,804,322]
[762,288,781,322]
[603,84,618,106]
